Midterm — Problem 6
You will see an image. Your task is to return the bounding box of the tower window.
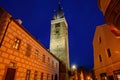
[99,55,102,62]
[107,48,111,57]
[55,23,60,27]
[55,23,60,35]
[56,30,59,34]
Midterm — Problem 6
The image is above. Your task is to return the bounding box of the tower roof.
[52,2,64,20]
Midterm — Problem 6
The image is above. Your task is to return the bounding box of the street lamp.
[71,64,77,80]
[72,64,77,70]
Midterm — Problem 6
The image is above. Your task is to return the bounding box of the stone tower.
[49,3,70,70]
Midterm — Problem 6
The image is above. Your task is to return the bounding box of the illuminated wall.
[98,0,120,29]
[0,7,59,80]
[93,24,120,80]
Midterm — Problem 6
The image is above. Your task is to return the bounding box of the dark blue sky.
[0,0,105,70]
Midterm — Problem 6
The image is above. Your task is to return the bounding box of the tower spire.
[52,0,64,20]
[58,0,60,4]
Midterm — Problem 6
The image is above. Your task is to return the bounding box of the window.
[56,63,57,69]
[54,23,60,36]
[47,74,49,80]
[25,44,31,57]
[56,30,59,34]
[48,57,50,64]
[55,74,57,80]
[52,61,54,67]
[100,73,107,80]
[51,75,53,80]
[114,70,120,80]
[99,37,101,44]
[34,71,37,80]
[55,23,60,27]
[41,73,43,80]
[25,70,31,80]
[108,75,114,80]
[107,48,111,57]
[99,55,102,62]
[9,62,16,67]
[54,26,60,34]
[42,55,45,62]
[13,38,21,50]
[35,50,39,59]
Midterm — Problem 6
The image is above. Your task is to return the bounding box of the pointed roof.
[52,1,64,20]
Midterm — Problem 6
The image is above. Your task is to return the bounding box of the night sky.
[0,0,105,70]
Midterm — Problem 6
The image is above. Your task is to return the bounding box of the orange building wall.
[93,24,120,80]
[0,8,59,80]
[98,0,111,14]
[98,0,120,30]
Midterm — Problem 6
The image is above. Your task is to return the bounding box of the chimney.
[16,19,22,25]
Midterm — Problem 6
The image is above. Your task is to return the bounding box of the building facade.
[98,0,120,29]
[0,7,59,80]
[93,24,120,80]
[49,3,70,80]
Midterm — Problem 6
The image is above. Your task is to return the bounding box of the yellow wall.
[93,24,120,79]
[0,8,59,80]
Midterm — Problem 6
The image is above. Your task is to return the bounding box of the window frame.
[25,44,31,57]
[99,54,102,62]
[41,72,43,80]
[42,55,45,62]
[35,50,39,59]
[107,48,111,57]
[25,70,31,80]
[34,71,38,80]
[13,37,21,50]
[55,23,60,27]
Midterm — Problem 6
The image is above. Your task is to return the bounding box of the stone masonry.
[0,7,59,80]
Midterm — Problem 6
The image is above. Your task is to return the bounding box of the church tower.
[50,2,70,70]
